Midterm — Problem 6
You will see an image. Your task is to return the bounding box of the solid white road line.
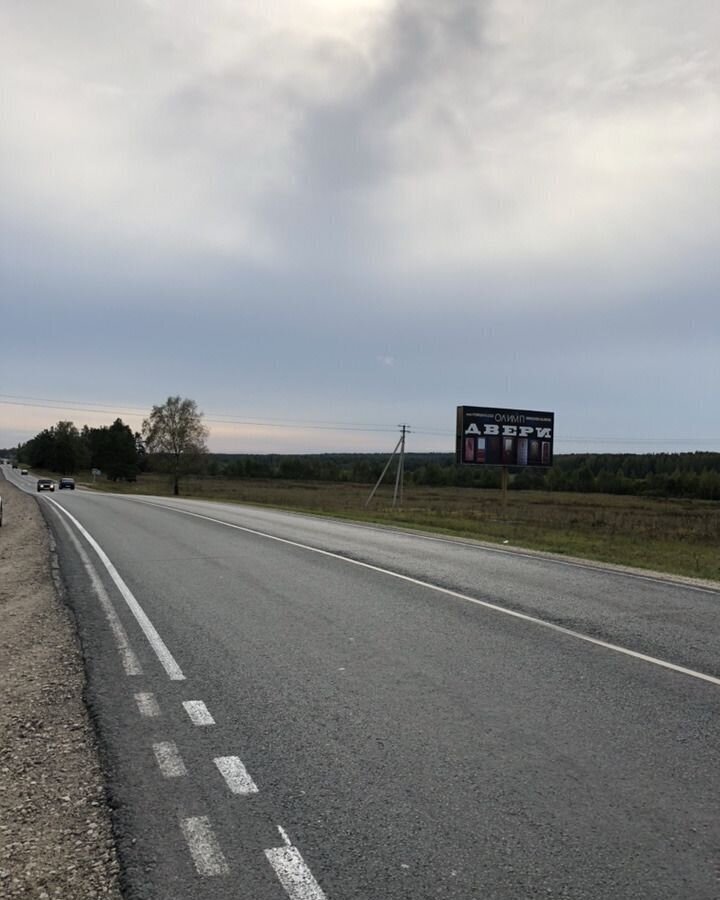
[135,692,161,718]
[265,833,328,900]
[55,514,143,676]
[182,700,215,725]
[180,816,229,876]
[46,498,185,680]
[153,741,188,778]
[213,756,259,794]
[128,500,720,689]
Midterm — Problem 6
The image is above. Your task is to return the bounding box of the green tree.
[56,421,89,473]
[24,421,86,473]
[87,418,139,480]
[142,397,209,496]
[25,428,56,470]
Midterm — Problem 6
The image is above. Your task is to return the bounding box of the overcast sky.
[2,0,719,453]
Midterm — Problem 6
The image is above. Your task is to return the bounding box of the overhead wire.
[0,395,397,434]
[1,394,718,446]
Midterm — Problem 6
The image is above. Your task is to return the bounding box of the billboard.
[456,406,555,468]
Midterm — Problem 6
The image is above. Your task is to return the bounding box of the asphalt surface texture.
[3,466,720,900]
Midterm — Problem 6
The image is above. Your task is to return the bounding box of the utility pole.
[365,424,410,508]
[392,424,408,508]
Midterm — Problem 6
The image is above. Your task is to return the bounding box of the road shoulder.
[0,479,121,898]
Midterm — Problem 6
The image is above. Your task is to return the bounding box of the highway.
[3,466,720,899]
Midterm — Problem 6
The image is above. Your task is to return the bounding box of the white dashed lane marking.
[135,692,160,718]
[40,489,334,894]
[183,700,215,725]
[153,741,188,778]
[180,817,230,876]
[214,756,259,794]
[265,827,328,900]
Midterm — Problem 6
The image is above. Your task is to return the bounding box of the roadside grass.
[81,473,720,582]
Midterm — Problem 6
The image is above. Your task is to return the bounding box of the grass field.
[81,473,720,582]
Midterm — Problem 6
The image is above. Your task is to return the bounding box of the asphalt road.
[3,466,720,899]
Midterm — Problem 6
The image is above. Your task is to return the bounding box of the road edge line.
[46,497,185,681]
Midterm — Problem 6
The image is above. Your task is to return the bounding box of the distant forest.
[6,430,720,502]
[206,451,720,501]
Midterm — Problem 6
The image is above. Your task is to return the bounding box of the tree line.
[16,419,143,480]
[13,396,209,495]
[207,450,720,501]
[9,403,720,502]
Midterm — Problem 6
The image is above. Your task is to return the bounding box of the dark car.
[59,477,76,490]
[37,478,55,492]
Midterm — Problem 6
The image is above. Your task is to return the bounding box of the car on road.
[59,477,76,490]
[20,468,28,475]
[37,478,55,492]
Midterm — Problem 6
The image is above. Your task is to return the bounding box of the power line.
[1,394,718,446]
[0,395,398,434]
[0,393,393,427]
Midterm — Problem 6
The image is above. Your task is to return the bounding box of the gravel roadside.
[0,478,121,899]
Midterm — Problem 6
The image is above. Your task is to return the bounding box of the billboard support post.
[501,466,508,510]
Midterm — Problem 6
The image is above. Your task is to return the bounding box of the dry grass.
[85,474,720,582]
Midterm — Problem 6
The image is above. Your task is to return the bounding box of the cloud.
[3,0,718,283]
[1,1,718,453]
[280,0,720,279]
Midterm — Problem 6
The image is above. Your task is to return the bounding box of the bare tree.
[142,396,209,496]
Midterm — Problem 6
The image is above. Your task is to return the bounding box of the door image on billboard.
[517,438,529,467]
[475,438,486,463]
[486,436,501,464]
[502,437,516,465]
